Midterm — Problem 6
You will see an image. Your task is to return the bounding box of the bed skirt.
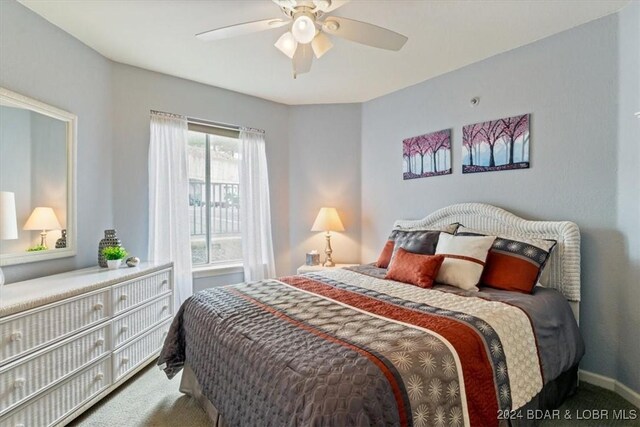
[179,364,228,427]
[179,363,579,427]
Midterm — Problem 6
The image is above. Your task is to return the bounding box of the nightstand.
[297,264,359,274]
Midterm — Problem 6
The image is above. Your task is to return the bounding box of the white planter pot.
[107,259,122,269]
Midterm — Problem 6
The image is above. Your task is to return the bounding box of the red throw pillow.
[385,248,445,288]
[376,240,395,268]
[455,226,557,294]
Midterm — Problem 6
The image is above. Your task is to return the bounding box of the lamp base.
[323,232,335,267]
[40,230,48,249]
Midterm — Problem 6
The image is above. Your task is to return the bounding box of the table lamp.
[311,207,345,267]
[1,191,19,287]
[23,207,61,249]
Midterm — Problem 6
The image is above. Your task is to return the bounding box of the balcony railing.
[189,182,240,236]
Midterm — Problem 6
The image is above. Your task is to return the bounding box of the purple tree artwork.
[403,129,452,180]
[462,114,530,174]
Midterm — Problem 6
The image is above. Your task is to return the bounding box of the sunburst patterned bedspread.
[159,266,582,427]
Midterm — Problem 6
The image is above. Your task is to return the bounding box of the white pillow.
[435,233,496,291]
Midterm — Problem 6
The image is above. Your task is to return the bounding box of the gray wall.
[360,11,637,391]
[288,104,362,267]
[0,0,113,282]
[110,63,291,277]
[615,1,640,393]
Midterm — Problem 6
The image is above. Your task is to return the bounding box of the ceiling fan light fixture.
[275,31,298,58]
[292,14,316,44]
[311,32,333,58]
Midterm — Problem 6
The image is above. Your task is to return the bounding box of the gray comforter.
[158,266,583,427]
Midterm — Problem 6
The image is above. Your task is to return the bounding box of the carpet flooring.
[71,362,639,427]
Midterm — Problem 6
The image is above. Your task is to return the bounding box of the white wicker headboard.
[393,203,581,321]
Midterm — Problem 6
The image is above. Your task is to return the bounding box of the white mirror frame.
[0,87,77,266]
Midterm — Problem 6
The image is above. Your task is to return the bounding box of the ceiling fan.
[196,0,408,78]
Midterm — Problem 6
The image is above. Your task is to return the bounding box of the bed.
[158,203,584,427]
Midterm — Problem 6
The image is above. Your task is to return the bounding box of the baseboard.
[579,370,640,408]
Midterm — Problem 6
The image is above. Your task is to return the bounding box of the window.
[187,121,242,267]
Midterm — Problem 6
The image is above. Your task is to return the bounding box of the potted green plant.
[102,246,128,269]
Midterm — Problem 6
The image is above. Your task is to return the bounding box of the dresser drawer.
[112,294,172,349]
[0,324,110,416]
[0,357,110,427]
[112,319,171,383]
[111,270,171,315]
[0,290,110,366]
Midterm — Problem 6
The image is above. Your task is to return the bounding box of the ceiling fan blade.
[321,17,407,51]
[293,43,313,77]
[196,18,289,42]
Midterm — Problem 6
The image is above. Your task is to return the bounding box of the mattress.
[158,265,584,427]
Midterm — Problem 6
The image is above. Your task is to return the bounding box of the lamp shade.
[311,32,333,58]
[275,31,298,59]
[0,191,18,240]
[311,207,345,232]
[23,207,61,231]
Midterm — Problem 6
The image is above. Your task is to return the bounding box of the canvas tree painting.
[462,114,530,174]
[403,129,452,180]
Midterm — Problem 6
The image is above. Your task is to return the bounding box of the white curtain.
[239,129,276,281]
[148,111,193,308]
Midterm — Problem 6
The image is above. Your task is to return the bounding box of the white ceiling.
[19,0,629,105]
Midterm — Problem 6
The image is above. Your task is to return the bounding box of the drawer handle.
[121,325,129,332]
[162,304,169,311]
[121,357,130,365]
[10,331,22,342]
[95,372,104,381]
[93,303,104,311]
[95,338,105,347]
[13,378,26,389]
[120,294,128,301]
[161,280,168,286]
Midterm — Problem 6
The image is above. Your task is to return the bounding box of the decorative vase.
[126,256,140,267]
[107,259,122,270]
[99,229,121,268]
[55,229,67,249]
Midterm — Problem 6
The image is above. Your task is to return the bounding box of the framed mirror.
[0,88,77,266]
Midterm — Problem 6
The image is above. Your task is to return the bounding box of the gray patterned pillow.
[386,223,460,269]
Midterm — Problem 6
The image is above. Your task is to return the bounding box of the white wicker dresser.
[0,261,174,427]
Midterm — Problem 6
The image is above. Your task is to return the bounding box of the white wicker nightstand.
[297,264,359,274]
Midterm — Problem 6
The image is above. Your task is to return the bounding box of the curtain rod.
[150,109,185,119]
[150,109,264,134]
[240,126,265,134]
[188,116,240,132]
